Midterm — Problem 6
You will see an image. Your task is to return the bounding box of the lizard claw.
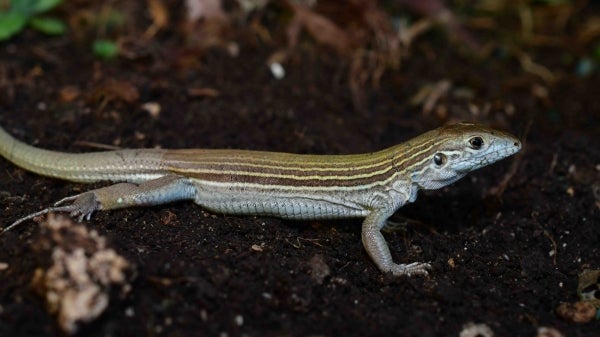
[58,192,100,222]
[2,192,101,235]
[390,262,432,277]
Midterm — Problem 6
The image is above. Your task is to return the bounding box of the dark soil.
[0,3,598,337]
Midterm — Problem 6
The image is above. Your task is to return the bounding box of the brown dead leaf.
[288,3,352,54]
[182,15,234,53]
[88,79,140,105]
[148,0,168,27]
[59,86,81,103]
[144,0,169,39]
[161,211,178,225]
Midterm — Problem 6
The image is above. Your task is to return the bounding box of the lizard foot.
[2,192,100,235]
[390,262,432,277]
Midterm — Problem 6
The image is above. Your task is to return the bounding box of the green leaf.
[93,39,119,59]
[9,0,37,15]
[0,11,28,41]
[31,0,63,14]
[29,16,65,35]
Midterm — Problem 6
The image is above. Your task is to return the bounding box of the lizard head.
[408,123,521,190]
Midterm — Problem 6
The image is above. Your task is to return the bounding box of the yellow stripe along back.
[163,130,444,188]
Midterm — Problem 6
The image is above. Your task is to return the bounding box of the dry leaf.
[59,86,81,103]
[144,0,169,39]
[288,3,352,53]
[89,79,140,104]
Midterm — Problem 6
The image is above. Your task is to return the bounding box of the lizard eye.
[433,153,446,166]
[469,137,483,149]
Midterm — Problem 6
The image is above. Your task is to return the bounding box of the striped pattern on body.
[0,121,522,276]
[0,124,442,189]
[163,129,441,189]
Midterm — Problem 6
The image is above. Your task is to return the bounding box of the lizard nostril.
[514,141,520,147]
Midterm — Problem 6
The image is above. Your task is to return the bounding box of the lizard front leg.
[3,174,198,233]
[361,189,431,276]
[361,210,431,276]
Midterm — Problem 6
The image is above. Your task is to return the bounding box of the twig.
[542,229,558,266]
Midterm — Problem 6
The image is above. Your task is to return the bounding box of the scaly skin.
[0,123,521,276]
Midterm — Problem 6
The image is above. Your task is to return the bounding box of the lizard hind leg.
[2,174,198,235]
[1,191,101,234]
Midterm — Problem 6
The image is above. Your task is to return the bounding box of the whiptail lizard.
[0,122,521,276]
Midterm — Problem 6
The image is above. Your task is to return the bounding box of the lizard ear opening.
[433,153,446,166]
